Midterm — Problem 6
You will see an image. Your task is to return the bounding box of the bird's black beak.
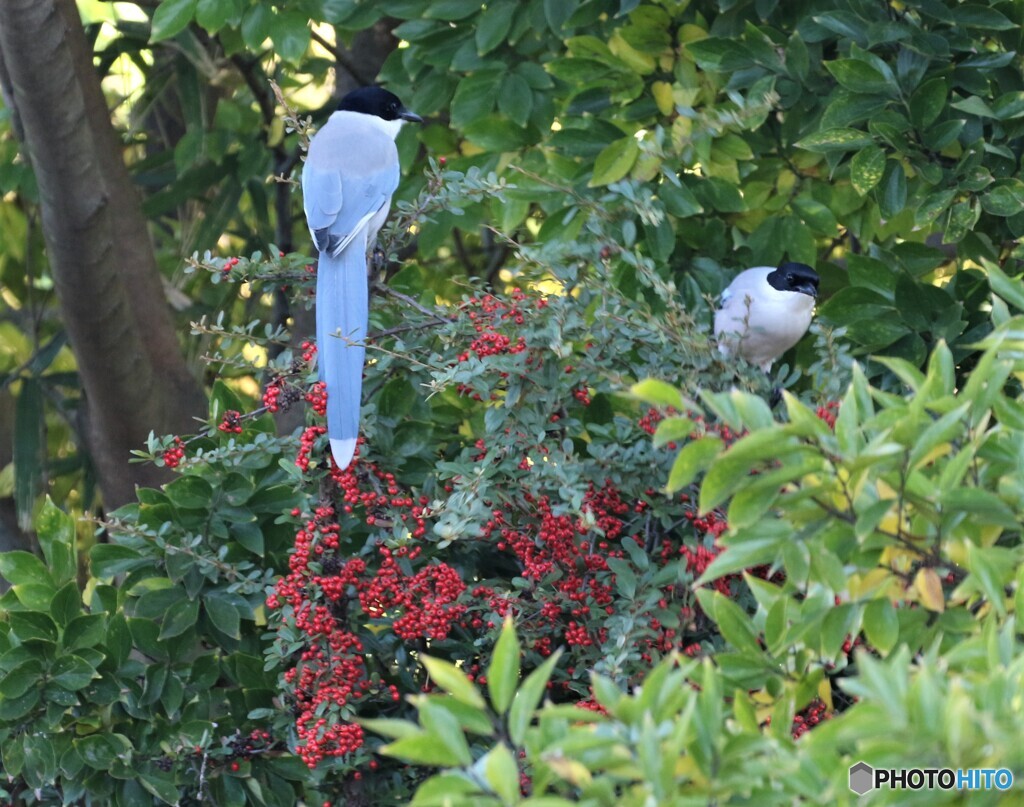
[399,108,423,123]
[794,282,818,298]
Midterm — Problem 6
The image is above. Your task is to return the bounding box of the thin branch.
[373,282,455,323]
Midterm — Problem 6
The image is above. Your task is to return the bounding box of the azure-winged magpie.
[713,262,819,371]
[302,87,421,469]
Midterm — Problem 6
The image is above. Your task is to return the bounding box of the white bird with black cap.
[713,262,820,371]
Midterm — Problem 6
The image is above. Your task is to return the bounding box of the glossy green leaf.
[589,136,640,187]
[796,128,875,153]
[0,551,52,588]
[488,617,520,714]
[476,2,516,55]
[850,145,885,195]
[508,651,560,746]
[421,656,487,710]
[150,0,196,42]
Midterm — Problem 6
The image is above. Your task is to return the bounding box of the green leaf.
[240,3,272,48]
[165,476,213,509]
[951,4,1015,30]
[544,0,577,33]
[652,416,695,448]
[50,655,97,691]
[90,545,146,578]
[63,614,107,651]
[965,544,1007,616]
[862,599,898,654]
[923,119,964,150]
[943,200,977,243]
[825,60,893,95]
[75,735,119,771]
[36,497,77,586]
[424,0,482,20]
[630,378,685,410]
[660,180,703,217]
[700,590,760,653]
[50,579,82,626]
[421,656,487,710]
[150,0,197,42]
[8,611,58,643]
[950,95,996,118]
[0,660,43,698]
[14,376,43,531]
[498,73,533,128]
[589,136,640,187]
[850,145,885,195]
[488,617,520,714]
[382,732,463,767]
[791,196,838,234]
[909,78,947,129]
[666,436,723,493]
[195,0,241,32]
[159,597,199,639]
[140,771,180,805]
[879,163,907,219]
[204,595,241,639]
[451,71,503,128]
[273,11,311,63]
[0,550,52,588]
[796,128,874,153]
[417,699,474,765]
[476,1,515,55]
[696,538,779,584]
[482,742,520,804]
[508,651,560,746]
[984,260,1024,311]
[981,180,1024,217]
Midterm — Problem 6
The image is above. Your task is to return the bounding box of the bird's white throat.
[330,110,404,141]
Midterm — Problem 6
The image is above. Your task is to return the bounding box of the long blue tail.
[315,232,368,469]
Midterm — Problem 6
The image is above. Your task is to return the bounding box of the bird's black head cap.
[767,262,819,298]
[337,86,422,123]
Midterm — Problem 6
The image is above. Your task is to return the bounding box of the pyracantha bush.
[235,168,853,795]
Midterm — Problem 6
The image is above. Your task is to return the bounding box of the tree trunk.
[0,0,206,507]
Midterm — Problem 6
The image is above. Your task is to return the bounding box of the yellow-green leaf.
[590,137,640,187]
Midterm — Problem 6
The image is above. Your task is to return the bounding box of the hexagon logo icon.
[849,761,874,795]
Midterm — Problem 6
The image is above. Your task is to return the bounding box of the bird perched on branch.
[302,87,421,469]
[713,262,819,371]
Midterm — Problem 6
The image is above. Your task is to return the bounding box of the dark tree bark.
[0,0,206,507]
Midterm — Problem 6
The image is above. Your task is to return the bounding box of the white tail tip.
[330,437,357,470]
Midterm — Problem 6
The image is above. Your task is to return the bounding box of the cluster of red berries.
[162,437,186,468]
[271,506,371,767]
[790,698,832,738]
[455,290,535,363]
[360,547,467,641]
[218,410,243,434]
[263,378,302,414]
[295,426,327,472]
[263,379,284,413]
[270,499,460,765]
[221,256,241,275]
[638,407,673,436]
[226,728,276,761]
[305,381,328,416]
[816,400,840,429]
